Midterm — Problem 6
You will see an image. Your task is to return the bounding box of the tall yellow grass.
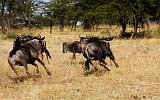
[0,25,160,99]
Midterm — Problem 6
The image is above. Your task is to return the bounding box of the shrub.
[6,32,17,39]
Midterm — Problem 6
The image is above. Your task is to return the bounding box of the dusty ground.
[0,28,160,100]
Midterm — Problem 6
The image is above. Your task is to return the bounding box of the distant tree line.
[0,0,160,34]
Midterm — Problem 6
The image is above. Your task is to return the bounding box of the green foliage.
[5,32,34,39]
[0,0,160,34]
[6,32,17,39]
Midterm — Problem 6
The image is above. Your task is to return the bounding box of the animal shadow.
[83,69,108,77]
[94,70,108,77]
[7,74,41,83]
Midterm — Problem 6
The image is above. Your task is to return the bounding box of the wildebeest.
[8,35,51,82]
[63,41,82,64]
[14,35,51,63]
[80,36,119,73]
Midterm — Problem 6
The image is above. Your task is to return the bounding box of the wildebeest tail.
[44,48,51,59]
[109,51,115,60]
[42,41,51,59]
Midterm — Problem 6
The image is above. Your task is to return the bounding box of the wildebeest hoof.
[18,78,24,82]
[94,68,98,71]
[33,77,37,82]
[34,73,41,77]
[105,68,111,71]
[83,71,89,76]
[47,71,51,76]
[116,65,119,68]
[36,70,40,74]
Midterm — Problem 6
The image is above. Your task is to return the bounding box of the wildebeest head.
[14,35,45,52]
[63,42,68,53]
[13,36,23,50]
[62,41,81,53]
[62,41,82,64]
[13,35,36,49]
[22,35,51,60]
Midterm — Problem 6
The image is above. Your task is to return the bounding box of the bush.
[6,32,18,39]
[2,32,34,39]
[118,32,145,39]
[118,30,160,39]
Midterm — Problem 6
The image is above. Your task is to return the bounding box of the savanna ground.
[0,25,160,100]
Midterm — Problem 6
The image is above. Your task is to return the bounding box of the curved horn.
[79,33,81,38]
[38,33,41,38]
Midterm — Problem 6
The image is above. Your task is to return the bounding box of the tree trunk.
[131,15,138,38]
[59,18,64,31]
[158,20,160,33]
[50,20,53,34]
[7,0,12,29]
[1,0,6,34]
[134,15,138,34]
[83,19,91,31]
[71,20,77,31]
[28,0,32,29]
[118,10,127,34]
[95,19,100,32]
[121,20,127,33]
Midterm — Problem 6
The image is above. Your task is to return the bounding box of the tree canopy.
[0,0,160,34]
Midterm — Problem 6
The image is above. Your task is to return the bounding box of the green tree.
[46,0,71,31]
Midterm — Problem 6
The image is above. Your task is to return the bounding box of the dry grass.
[0,26,160,100]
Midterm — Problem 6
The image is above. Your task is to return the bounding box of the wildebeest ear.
[41,37,45,40]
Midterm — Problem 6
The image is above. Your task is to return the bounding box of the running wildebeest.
[80,36,119,73]
[8,35,51,82]
[63,41,82,64]
[14,35,51,63]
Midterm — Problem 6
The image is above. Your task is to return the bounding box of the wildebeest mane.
[9,49,17,57]
[14,35,51,59]
[10,37,25,56]
[80,36,113,44]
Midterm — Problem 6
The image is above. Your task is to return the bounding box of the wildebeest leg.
[71,53,76,64]
[112,59,119,68]
[100,60,111,71]
[85,50,98,70]
[46,53,50,64]
[32,63,39,74]
[41,53,50,64]
[41,53,44,60]
[83,60,90,75]
[36,58,51,76]
[88,59,98,71]
[9,63,22,81]
[22,60,32,77]
[110,56,119,68]
[84,60,90,71]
